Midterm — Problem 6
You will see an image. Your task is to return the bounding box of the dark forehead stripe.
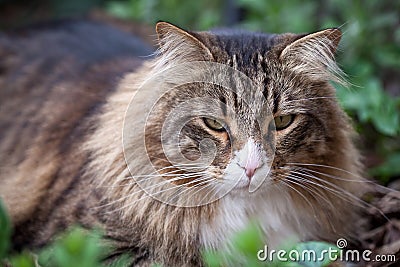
[193,30,277,68]
[193,30,282,115]
[209,30,277,57]
[219,95,227,116]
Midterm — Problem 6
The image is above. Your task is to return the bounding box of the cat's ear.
[155,21,213,61]
[279,28,345,84]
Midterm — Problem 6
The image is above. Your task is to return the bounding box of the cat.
[0,20,366,266]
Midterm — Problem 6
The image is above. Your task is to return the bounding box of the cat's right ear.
[278,29,345,84]
[155,21,213,61]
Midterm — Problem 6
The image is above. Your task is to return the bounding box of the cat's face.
[128,22,359,209]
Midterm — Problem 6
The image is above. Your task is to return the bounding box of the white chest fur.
[200,189,307,251]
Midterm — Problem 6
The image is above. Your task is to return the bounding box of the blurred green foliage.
[202,222,338,267]
[107,0,400,183]
[0,201,11,260]
[38,228,111,267]
[1,200,337,267]
[107,0,224,30]
[0,200,129,267]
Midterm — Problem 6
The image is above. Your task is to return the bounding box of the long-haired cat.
[0,20,366,266]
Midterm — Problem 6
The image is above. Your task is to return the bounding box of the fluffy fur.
[0,20,367,266]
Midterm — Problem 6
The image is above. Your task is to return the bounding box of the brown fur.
[0,21,366,266]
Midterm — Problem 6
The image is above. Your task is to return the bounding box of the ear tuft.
[280,28,345,84]
[155,21,187,46]
[155,21,213,62]
[281,28,342,58]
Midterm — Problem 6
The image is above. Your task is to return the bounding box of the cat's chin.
[232,178,250,190]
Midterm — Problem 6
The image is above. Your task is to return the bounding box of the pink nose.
[245,167,256,179]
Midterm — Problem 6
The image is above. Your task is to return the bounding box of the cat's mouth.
[233,175,251,190]
[227,165,271,193]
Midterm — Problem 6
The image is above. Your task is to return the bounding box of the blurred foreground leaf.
[202,223,339,267]
[0,199,11,260]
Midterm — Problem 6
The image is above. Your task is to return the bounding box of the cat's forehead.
[193,31,294,98]
[193,31,300,114]
[193,30,278,71]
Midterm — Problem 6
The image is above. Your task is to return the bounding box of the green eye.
[203,117,225,132]
[274,115,295,130]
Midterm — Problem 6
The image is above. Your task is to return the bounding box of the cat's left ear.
[155,21,213,61]
[279,28,344,84]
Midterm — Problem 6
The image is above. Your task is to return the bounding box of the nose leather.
[239,139,261,180]
[245,167,256,179]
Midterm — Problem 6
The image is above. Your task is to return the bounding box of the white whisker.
[289,169,390,222]
[97,171,210,209]
[277,174,319,217]
[285,175,337,211]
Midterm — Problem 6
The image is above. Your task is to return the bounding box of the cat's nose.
[244,158,260,180]
[238,138,261,180]
[245,166,257,179]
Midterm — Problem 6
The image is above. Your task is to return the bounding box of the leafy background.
[0,0,399,266]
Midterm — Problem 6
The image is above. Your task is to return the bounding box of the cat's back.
[0,20,152,226]
[0,19,152,102]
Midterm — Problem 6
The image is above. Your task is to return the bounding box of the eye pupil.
[203,117,225,132]
[274,115,294,130]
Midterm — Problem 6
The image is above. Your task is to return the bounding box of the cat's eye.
[203,117,225,132]
[274,115,295,130]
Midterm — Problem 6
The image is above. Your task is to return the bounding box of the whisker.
[286,162,361,179]
[145,156,210,168]
[128,171,209,182]
[168,178,217,205]
[117,165,208,181]
[125,164,206,178]
[98,172,210,208]
[197,180,222,204]
[283,96,337,104]
[103,170,209,189]
[290,170,366,204]
[290,169,391,222]
[105,175,214,212]
[285,175,337,211]
[296,166,399,194]
[128,177,214,210]
[291,173,383,222]
[277,174,319,218]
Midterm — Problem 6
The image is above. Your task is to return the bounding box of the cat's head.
[124,22,362,212]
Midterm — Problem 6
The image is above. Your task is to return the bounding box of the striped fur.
[0,21,366,266]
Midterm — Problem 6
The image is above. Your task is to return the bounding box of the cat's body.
[0,20,152,254]
[0,20,365,266]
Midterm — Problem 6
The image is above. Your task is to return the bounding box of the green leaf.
[337,78,400,137]
[370,101,400,136]
[106,2,132,19]
[38,227,105,267]
[370,152,400,182]
[290,241,340,267]
[203,250,225,267]
[0,199,11,260]
[231,222,264,256]
[9,252,36,267]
